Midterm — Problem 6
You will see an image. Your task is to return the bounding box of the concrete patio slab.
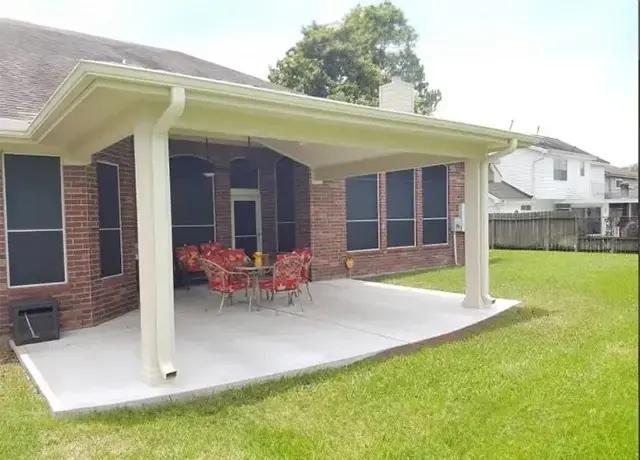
[12,279,519,415]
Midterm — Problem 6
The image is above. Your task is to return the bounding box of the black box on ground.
[11,298,60,346]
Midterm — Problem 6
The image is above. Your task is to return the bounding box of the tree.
[268,1,441,115]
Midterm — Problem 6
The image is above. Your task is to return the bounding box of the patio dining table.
[234,264,274,310]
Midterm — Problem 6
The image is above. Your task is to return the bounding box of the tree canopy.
[268,1,441,115]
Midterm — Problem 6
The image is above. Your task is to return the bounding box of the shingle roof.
[0,18,288,121]
[489,181,532,201]
[604,165,638,180]
[534,136,609,163]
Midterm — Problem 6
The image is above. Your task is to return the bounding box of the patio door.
[231,189,262,256]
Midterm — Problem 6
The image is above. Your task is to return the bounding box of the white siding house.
[489,137,638,234]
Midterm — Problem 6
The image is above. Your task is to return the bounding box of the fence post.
[545,215,550,251]
[574,216,579,251]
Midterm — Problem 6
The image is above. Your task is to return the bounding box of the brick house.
[0,19,534,381]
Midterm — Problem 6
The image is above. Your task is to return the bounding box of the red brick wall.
[0,139,139,335]
[88,139,139,325]
[308,163,466,280]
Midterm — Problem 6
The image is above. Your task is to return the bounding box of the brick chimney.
[378,75,416,113]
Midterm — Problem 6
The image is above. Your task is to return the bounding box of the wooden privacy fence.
[489,211,638,254]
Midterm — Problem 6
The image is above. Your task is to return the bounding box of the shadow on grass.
[77,305,552,424]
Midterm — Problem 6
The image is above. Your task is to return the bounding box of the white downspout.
[153,87,186,380]
[531,153,546,197]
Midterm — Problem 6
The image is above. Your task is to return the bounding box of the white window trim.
[169,154,217,245]
[422,165,450,247]
[96,161,124,279]
[346,173,381,252]
[3,153,68,288]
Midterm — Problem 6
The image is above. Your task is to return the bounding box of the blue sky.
[3,0,637,165]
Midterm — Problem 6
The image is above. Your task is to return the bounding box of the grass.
[1,250,638,459]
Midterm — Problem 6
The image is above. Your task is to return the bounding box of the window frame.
[274,156,296,252]
[386,169,417,249]
[520,204,532,211]
[553,158,568,181]
[96,161,124,278]
[2,153,68,288]
[421,165,449,247]
[346,173,381,252]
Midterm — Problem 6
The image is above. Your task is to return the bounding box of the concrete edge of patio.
[11,288,521,417]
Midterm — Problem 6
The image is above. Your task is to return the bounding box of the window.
[276,157,296,252]
[230,158,258,189]
[386,169,415,247]
[3,154,66,287]
[520,204,532,211]
[422,165,448,245]
[615,179,623,188]
[169,156,215,246]
[579,161,585,176]
[97,162,123,277]
[555,203,571,211]
[553,158,568,181]
[346,174,379,251]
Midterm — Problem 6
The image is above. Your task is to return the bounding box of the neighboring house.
[603,165,638,234]
[488,136,637,234]
[0,18,535,348]
[487,180,533,213]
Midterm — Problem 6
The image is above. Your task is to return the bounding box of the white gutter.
[487,138,518,161]
[152,86,185,380]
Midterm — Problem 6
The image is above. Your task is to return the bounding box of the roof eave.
[10,60,537,150]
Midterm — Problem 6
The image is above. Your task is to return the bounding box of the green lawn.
[1,250,638,459]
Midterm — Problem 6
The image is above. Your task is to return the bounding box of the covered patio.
[13,278,519,415]
[2,60,536,411]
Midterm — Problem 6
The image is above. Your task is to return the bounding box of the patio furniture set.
[175,243,313,314]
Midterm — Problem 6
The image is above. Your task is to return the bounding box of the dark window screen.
[277,222,296,253]
[96,163,120,229]
[345,174,379,251]
[3,154,65,286]
[423,219,448,245]
[99,229,122,277]
[386,169,415,247]
[97,163,122,277]
[230,158,258,189]
[347,221,379,251]
[386,169,415,220]
[346,175,378,221]
[422,165,447,218]
[276,157,296,252]
[276,157,295,223]
[422,165,448,245]
[169,156,216,247]
[8,231,65,286]
[4,154,62,230]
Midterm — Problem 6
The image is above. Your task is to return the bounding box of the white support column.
[462,158,493,308]
[479,158,494,305]
[134,123,161,384]
[134,123,177,384]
